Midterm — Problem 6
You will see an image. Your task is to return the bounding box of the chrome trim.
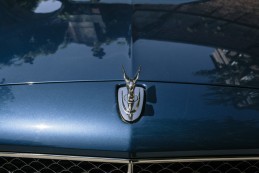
[127,161,133,173]
[0,152,129,164]
[0,152,259,164]
[134,157,259,164]
[118,86,145,122]
[119,66,144,123]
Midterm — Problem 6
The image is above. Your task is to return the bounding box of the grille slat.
[1,157,259,173]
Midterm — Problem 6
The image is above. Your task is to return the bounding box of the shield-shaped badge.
[118,66,145,123]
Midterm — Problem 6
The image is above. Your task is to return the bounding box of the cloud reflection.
[34,0,62,13]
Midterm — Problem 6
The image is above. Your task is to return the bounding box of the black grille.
[0,157,127,173]
[1,157,259,173]
[134,161,259,173]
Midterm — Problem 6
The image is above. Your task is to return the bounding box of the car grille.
[134,161,259,173]
[0,157,127,173]
[0,156,259,173]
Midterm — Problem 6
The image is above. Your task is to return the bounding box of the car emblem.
[118,66,145,123]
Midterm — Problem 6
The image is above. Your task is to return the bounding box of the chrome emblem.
[118,66,145,123]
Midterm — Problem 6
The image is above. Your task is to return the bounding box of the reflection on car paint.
[0,0,259,88]
[34,0,62,13]
[0,0,259,158]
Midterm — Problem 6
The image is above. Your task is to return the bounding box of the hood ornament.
[118,66,145,123]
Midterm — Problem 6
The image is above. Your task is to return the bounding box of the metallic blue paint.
[0,1,259,88]
[69,0,198,4]
[0,0,259,159]
[0,82,258,158]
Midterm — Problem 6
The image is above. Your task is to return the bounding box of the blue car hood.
[0,82,259,159]
[0,0,259,159]
[0,0,259,88]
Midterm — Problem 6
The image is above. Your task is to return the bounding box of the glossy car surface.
[0,0,259,159]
